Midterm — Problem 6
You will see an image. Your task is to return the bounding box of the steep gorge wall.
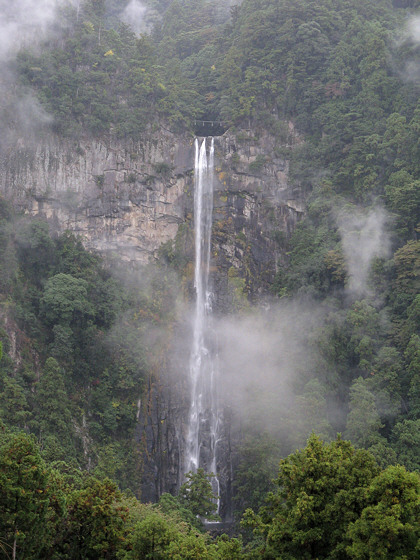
[0,124,305,509]
[0,125,303,273]
[212,128,304,308]
[0,129,193,262]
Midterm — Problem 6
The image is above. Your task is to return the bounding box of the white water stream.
[185,137,220,507]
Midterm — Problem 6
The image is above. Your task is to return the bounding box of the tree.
[345,377,384,448]
[385,171,420,239]
[63,477,127,559]
[124,510,178,560]
[347,466,420,560]
[233,432,280,518]
[41,273,93,328]
[393,241,420,298]
[0,377,31,430]
[244,435,420,559]
[368,346,403,422]
[251,435,380,560]
[122,503,222,560]
[405,334,420,418]
[288,379,333,448]
[0,432,52,559]
[157,492,200,529]
[391,420,420,472]
[178,469,219,520]
[16,220,56,288]
[211,534,244,560]
[55,231,100,281]
[32,357,74,457]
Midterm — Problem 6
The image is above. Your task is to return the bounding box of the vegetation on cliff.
[0,428,418,559]
[1,0,420,557]
[0,199,179,490]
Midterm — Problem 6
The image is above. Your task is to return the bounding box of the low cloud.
[407,15,420,44]
[0,1,81,147]
[0,0,66,60]
[214,301,323,435]
[395,15,420,83]
[338,206,390,297]
[119,0,160,34]
[121,0,151,34]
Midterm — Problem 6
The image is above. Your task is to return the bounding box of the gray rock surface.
[0,124,305,516]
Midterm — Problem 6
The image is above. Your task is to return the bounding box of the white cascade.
[185,137,220,509]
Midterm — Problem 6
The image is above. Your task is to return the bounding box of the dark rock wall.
[0,124,305,514]
[132,127,305,513]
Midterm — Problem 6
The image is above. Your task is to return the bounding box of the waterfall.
[185,137,220,508]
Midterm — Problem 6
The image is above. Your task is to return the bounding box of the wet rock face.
[0,126,303,274]
[210,128,304,310]
[0,129,195,262]
[0,125,305,515]
[138,373,186,502]
[138,354,236,520]
[128,128,305,514]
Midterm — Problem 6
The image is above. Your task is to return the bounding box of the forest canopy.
[0,0,420,558]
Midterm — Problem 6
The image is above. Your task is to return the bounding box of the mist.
[396,15,420,82]
[0,0,67,59]
[0,1,75,146]
[0,0,404,474]
[337,206,390,298]
[121,0,150,34]
[183,205,392,442]
[215,302,322,434]
[407,15,420,44]
[104,255,329,448]
[104,203,393,450]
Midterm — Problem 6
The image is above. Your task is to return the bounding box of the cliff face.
[0,124,304,511]
[0,125,303,271]
[0,129,194,262]
[212,128,303,308]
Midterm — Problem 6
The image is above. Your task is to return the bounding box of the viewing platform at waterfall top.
[194,120,229,127]
[193,120,230,136]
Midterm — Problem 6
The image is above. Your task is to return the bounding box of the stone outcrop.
[211,128,304,307]
[0,125,303,273]
[0,128,194,262]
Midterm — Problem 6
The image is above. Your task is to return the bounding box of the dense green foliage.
[1,0,420,557]
[0,427,242,559]
[14,0,420,140]
[160,0,420,505]
[262,0,420,482]
[0,430,418,559]
[243,435,420,559]
[178,468,220,520]
[16,0,205,137]
[0,201,178,491]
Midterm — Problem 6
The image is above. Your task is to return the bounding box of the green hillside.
[0,0,419,557]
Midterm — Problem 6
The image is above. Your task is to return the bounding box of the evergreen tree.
[347,466,420,560]
[178,468,219,520]
[0,433,52,559]
[244,435,420,560]
[32,357,75,458]
[345,377,384,448]
[258,435,380,559]
[0,377,31,430]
